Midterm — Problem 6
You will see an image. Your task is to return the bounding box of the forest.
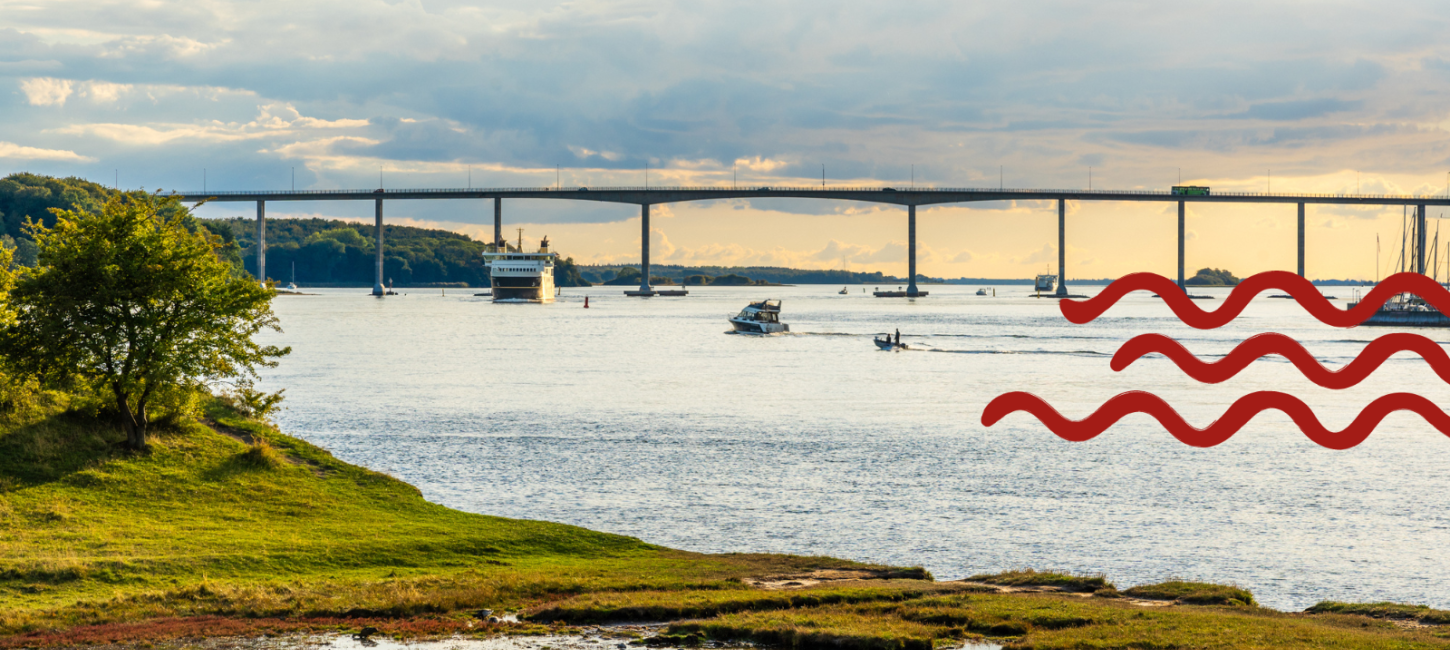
[0,174,586,287]
[209,216,586,287]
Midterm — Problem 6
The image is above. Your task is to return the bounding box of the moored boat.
[729,299,789,333]
[1349,292,1450,327]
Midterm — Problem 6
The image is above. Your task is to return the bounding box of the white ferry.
[1035,273,1056,293]
[482,234,556,303]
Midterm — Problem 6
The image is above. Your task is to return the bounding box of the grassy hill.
[4,400,1450,649]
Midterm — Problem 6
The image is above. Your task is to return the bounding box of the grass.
[670,593,1450,650]
[0,398,881,637]
[1121,580,1257,606]
[965,569,1113,592]
[4,398,1450,649]
[1308,602,1450,625]
[525,582,987,623]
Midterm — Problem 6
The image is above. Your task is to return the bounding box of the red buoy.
[584,295,590,309]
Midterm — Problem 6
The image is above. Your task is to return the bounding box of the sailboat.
[277,262,302,294]
[1350,208,1449,327]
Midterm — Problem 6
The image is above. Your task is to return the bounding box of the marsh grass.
[1123,580,1257,606]
[672,593,1450,650]
[1308,601,1450,625]
[964,569,1112,592]
[526,582,984,623]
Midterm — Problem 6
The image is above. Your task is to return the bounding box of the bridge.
[174,186,1450,297]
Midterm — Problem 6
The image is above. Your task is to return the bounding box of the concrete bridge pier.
[494,197,502,247]
[907,204,919,297]
[1417,204,1428,274]
[255,200,266,287]
[1297,203,1305,277]
[373,198,385,296]
[627,204,657,296]
[1177,201,1186,290]
[1055,199,1068,297]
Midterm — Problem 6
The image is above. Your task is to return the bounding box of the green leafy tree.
[0,194,290,450]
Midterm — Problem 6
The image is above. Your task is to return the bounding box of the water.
[259,284,1450,611]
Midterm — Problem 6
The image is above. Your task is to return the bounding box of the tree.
[0,194,290,451]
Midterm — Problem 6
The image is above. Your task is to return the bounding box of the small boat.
[839,287,848,294]
[1034,273,1056,293]
[874,335,908,350]
[975,288,988,296]
[729,299,789,334]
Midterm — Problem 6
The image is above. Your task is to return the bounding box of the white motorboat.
[975,288,988,296]
[839,287,848,294]
[729,299,789,334]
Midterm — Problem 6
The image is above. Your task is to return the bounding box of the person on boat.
[894,329,900,345]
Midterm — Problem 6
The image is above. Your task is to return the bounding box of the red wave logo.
[981,391,1450,449]
[1112,332,1450,389]
[1060,271,1450,329]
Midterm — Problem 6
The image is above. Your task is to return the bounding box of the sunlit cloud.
[0,141,94,162]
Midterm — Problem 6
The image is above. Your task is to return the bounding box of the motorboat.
[839,287,848,294]
[874,335,908,350]
[729,299,789,334]
[975,288,988,296]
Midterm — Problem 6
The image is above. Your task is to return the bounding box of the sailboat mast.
[1434,223,1441,282]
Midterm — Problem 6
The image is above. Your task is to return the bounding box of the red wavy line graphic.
[1060,271,1450,329]
[980,391,1450,449]
[1111,332,1450,389]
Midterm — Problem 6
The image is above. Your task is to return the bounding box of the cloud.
[0,141,94,162]
[1231,98,1362,121]
[21,77,73,106]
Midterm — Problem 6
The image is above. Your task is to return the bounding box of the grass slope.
[3,402,1449,649]
[0,400,874,636]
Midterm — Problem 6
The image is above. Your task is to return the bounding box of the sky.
[4,1,1450,279]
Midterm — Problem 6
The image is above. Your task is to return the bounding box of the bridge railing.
[169,186,1450,201]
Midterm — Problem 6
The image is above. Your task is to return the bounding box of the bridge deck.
[173,186,1450,207]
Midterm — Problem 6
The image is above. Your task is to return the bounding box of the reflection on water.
[260,284,1450,611]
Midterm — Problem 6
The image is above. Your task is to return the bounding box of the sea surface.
[259,284,1450,611]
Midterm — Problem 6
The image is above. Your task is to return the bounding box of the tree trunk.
[113,387,149,452]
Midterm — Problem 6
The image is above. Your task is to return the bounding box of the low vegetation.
[1123,580,1257,606]
[1308,601,1450,625]
[966,569,1113,592]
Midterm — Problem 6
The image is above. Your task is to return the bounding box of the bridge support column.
[906,204,918,297]
[1297,203,1305,278]
[636,204,654,295]
[1417,204,1428,275]
[1055,199,1068,297]
[1177,201,1186,290]
[373,198,385,296]
[256,200,266,288]
[494,197,502,247]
